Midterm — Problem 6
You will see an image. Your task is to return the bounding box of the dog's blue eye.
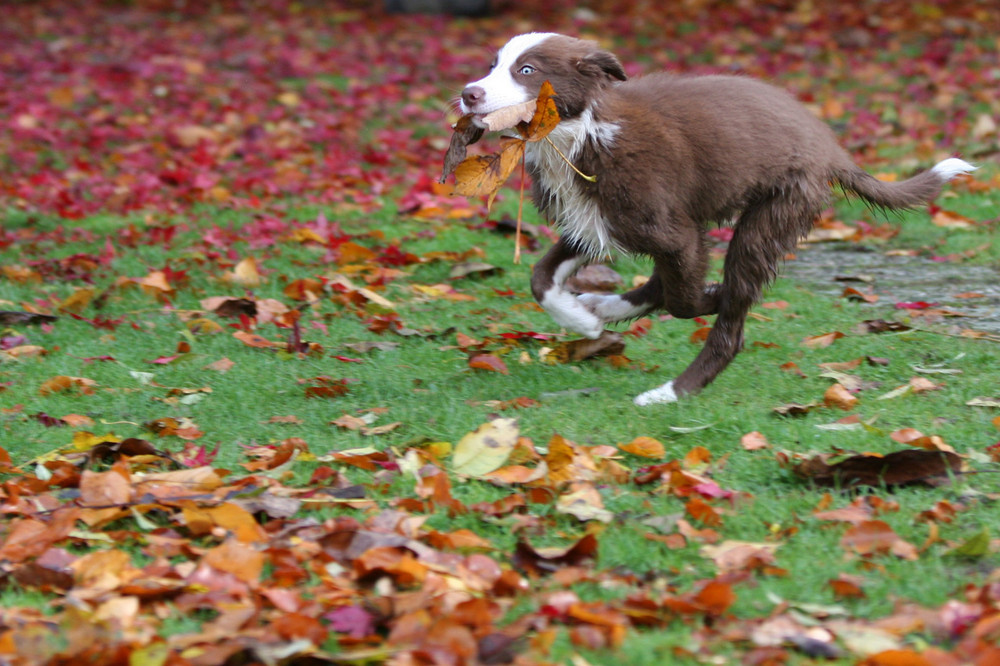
[518,65,536,75]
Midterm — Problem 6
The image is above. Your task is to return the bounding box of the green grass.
[1,165,999,662]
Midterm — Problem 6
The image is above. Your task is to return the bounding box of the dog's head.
[460,33,627,120]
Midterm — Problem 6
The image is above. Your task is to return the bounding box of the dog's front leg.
[531,239,604,339]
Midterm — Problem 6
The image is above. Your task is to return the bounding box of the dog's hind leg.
[635,188,823,405]
[531,237,605,339]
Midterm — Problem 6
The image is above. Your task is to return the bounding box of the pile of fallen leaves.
[1,420,999,664]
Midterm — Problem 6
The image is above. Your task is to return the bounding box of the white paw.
[576,292,649,322]
[541,288,604,339]
[634,381,678,406]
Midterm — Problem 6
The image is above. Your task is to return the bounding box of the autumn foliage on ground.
[1,1,1000,665]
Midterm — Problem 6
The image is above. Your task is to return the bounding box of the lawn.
[1,1,999,664]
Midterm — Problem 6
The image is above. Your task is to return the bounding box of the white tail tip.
[932,158,976,181]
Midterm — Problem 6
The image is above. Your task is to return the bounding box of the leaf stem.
[544,136,597,182]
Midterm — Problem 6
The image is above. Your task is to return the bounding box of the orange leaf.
[685,497,723,527]
[693,580,736,615]
[468,353,509,375]
[823,383,858,410]
[802,331,845,348]
[840,520,917,560]
[829,575,867,599]
[858,650,934,666]
[620,436,665,459]
[520,80,560,142]
[452,137,525,209]
[181,502,267,543]
[233,330,278,348]
[79,466,131,507]
[931,209,976,229]
[202,539,265,584]
[39,375,97,396]
[689,326,711,343]
[740,431,770,451]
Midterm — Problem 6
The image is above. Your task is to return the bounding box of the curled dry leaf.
[543,331,625,364]
[440,114,486,183]
[0,311,58,326]
[475,99,537,132]
[794,449,964,488]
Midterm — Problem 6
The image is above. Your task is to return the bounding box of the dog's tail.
[834,158,976,210]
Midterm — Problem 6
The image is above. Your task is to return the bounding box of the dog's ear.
[578,50,627,82]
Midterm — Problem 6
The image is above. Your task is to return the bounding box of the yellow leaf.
[72,431,121,451]
[58,288,95,314]
[228,256,261,286]
[452,418,519,477]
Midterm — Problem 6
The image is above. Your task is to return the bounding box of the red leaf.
[468,353,509,375]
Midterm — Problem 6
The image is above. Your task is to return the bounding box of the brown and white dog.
[458,33,974,405]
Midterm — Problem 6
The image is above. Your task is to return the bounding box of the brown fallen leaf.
[772,401,823,417]
[512,533,598,576]
[0,311,58,326]
[794,449,963,488]
[841,520,918,560]
[841,286,879,303]
[823,383,859,410]
[544,331,625,363]
[857,319,911,334]
[701,540,780,574]
[202,296,257,318]
[39,375,97,396]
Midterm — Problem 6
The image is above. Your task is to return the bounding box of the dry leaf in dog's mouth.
[473,100,538,132]
[441,81,561,186]
[440,114,485,183]
[441,82,566,263]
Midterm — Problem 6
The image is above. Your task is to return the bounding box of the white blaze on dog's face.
[460,32,556,115]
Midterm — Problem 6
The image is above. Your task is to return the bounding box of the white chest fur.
[525,107,620,257]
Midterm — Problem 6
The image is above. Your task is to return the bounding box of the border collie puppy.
[459,33,974,405]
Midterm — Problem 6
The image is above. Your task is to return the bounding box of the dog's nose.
[461,85,485,110]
